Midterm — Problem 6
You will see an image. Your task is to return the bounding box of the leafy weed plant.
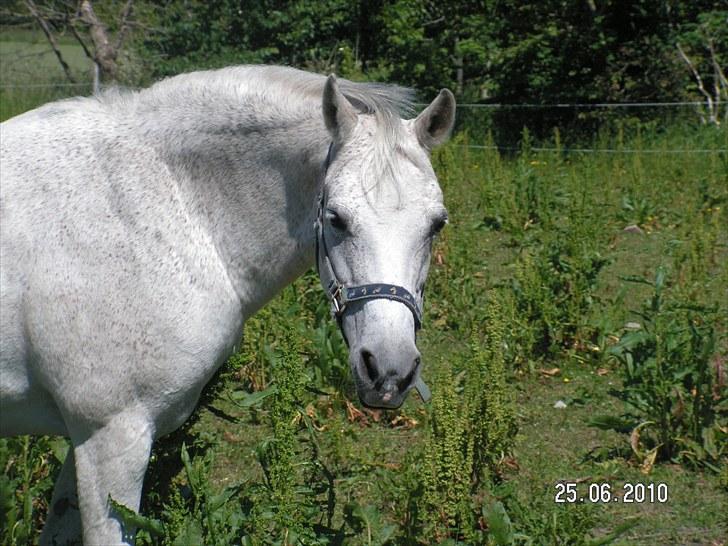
[0,437,65,546]
[593,267,726,470]
[420,298,518,543]
[509,230,609,363]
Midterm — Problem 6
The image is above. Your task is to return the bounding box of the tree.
[676,10,728,125]
[137,0,362,80]
[22,0,136,90]
[76,0,134,88]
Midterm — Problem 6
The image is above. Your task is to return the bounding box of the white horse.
[0,65,455,544]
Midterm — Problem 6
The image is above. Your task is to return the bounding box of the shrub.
[510,230,609,361]
[592,267,727,470]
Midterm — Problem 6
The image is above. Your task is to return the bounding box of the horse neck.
[137,88,329,317]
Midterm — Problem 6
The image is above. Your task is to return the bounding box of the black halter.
[314,143,431,402]
[314,144,423,333]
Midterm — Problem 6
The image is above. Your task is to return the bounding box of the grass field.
[0,27,92,121]
[0,28,91,82]
[0,30,726,546]
[143,126,726,544]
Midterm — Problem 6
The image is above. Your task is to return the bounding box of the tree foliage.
[8,1,726,133]
[132,1,726,105]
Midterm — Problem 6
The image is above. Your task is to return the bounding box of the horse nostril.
[361,349,379,383]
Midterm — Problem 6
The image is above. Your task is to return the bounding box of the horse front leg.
[70,411,153,545]
[39,448,82,546]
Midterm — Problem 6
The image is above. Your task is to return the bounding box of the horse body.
[1,68,325,435]
[0,65,454,544]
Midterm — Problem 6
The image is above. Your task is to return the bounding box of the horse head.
[317,75,455,409]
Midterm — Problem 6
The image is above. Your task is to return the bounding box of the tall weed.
[420,298,517,543]
[509,230,608,362]
[466,297,518,481]
[238,329,340,545]
[422,364,476,542]
[593,267,726,469]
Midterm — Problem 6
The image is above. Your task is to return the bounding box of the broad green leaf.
[172,520,203,546]
[230,385,278,408]
[107,495,164,536]
[483,500,514,545]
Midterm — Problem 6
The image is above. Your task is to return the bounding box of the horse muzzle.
[352,344,423,409]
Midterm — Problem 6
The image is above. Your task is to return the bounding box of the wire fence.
[460,144,726,154]
[449,100,726,154]
[0,82,91,89]
[0,81,716,107]
[421,101,710,109]
[2,81,725,154]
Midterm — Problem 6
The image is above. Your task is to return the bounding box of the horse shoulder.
[1,104,244,436]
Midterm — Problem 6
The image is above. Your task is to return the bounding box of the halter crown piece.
[315,143,431,402]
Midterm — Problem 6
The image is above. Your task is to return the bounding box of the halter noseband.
[314,143,431,402]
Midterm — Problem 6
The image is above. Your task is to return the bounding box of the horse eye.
[326,209,347,231]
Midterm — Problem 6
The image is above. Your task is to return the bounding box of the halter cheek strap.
[315,143,430,402]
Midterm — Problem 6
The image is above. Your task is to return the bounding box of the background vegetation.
[1,1,726,134]
[0,1,726,544]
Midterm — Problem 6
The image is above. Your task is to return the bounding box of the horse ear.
[323,74,357,143]
[413,89,456,150]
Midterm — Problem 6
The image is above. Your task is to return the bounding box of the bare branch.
[705,38,727,124]
[422,16,445,27]
[707,39,727,94]
[25,0,76,83]
[68,17,94,61]
[677,42,717,124]
[114,0,134,51]
[79,0,118,82]
[0,9,33,23]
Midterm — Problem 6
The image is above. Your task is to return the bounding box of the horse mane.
[96,65,417,199]
[97,65,415,125]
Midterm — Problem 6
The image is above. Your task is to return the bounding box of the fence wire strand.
[2,82,725,155]
[461,145,726,154]
[0,82,91,89]
[414,100,711,109]
[1,82,718,106]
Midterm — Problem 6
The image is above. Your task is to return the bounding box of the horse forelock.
[331,80,417,204]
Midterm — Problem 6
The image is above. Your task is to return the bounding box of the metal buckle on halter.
[328,282,346,315]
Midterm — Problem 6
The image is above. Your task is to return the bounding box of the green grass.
[0,27,92,121]
[133,124,724,544]
[0,27,91,83]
